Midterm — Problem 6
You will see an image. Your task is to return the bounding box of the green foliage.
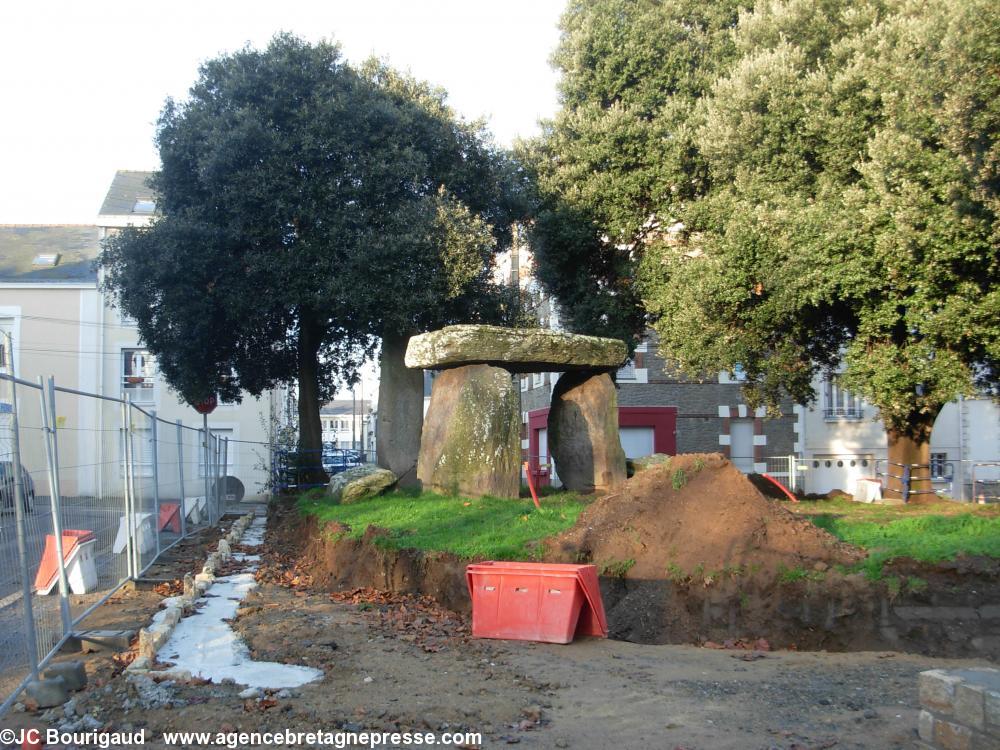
[297,488,587,560]
[531,0,1000,436]
[776,564,825,583]
[599,558,636,577]
[808,510,1000,578]
[671,468,687,490]
[100,35,522,457]
[907,576,928,593]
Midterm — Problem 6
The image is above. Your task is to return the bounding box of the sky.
[0,0,564,225]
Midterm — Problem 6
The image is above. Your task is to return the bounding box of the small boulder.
[24,677,69,708]
[630,454,671,475]
[328,465,397,505]
[43,661,87,692]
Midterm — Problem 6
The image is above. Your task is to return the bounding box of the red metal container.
[466,561,608,644]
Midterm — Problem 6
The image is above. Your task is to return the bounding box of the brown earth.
[284,455,1000,657]
[546,453,862,579]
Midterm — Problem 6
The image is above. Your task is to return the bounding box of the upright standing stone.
[549,371,626,493]
[377,332,425,487]
[417,365,521,499]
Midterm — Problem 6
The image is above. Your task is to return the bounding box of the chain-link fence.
[0,335,275,716]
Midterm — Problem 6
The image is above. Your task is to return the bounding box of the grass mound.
[807,510,1000,578]
[297,488,587,560]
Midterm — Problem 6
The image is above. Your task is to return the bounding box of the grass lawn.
[791,497,1000,578]
[297,488,588,560]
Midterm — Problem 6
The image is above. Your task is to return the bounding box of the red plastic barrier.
[466,561,608,644]
[33,530,95,593]
[158,502,182,533]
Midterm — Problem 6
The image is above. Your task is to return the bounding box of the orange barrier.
[34,530,96,594]
[466,561,608,644]
[761,473,798,503]
[522,461,542,509]
[158,502,182,533]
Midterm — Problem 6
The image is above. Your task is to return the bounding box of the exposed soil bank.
[274,456,1000,660]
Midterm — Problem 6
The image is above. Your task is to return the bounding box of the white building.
[0,171,279,501]
[794,371,1000,499]
[321,399,373,454]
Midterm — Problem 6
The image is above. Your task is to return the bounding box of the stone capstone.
[417,364,521,499]
[328,465,398,504]
[404,324,627,374]
[548,371,626,493]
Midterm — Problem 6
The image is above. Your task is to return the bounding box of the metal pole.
[121,397,136,579]
[176,420,187,538]
[4,333,41,677]
[150,410,161,558]
[214,435,222,520]
[39,376,72,636]
[202,413,211,526]
[222,437,229,511]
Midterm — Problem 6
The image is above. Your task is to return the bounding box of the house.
[320,399,373,453]
[0,171,280,501]
[504,240,796,487]
[0,224,104,497]
[794,372,1000,499]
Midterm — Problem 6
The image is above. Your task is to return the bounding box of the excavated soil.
[281,455,1000,658]
[546,453,862,579]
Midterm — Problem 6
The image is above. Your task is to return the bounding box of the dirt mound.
[548,453,862,581]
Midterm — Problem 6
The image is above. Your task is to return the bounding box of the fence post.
[222,437,229,510]
[3,333,40,677]
[39,376,72,637]
[150,410,161,558]
[202,414,212,526]
[176,419,186,537]
[122,397,137,579]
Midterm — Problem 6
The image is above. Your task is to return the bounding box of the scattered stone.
[417,364,521,499]
[78,629,135,653]
[328,465,397,504]
[44,661,87,692]
[363,676,374,684]
[405,324,626,373]
[218,539,232,560]
[548,371,626,493]
[277,689,292,699]
[183,573,196,599]
[238,687,261,699]
[629,453,671,474]
[24,677,69,708]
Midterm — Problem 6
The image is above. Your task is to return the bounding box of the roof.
[97,170,157,218]
[0,225,101,283]
[321,400,373,416]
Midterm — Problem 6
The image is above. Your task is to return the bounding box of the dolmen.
[405,324,628,498]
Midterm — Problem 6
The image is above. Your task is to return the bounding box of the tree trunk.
[885,415,938,503]
[296,314,328,486]
[376,331,424,487]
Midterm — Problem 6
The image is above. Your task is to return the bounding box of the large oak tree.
[101,35,521,482]
[529,0,1000,493]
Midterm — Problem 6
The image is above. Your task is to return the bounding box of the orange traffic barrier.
[34,530,96,594]
[466,561,608,644]
[158,502,182,533]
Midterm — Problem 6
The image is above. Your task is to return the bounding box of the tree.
[530,0,999,495]
[101,35,521,483]
[637,0,1000,491]
[522,0,746,348]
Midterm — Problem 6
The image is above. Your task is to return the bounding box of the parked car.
[0,461,35,513]
[322,450,362,476]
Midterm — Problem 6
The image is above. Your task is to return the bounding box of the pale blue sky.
[0,0,564,224]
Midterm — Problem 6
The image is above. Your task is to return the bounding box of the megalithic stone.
[549,371,626,493]
[377,332,425,487]
[417,364,521,499]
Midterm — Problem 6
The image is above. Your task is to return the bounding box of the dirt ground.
[2,505,997,750]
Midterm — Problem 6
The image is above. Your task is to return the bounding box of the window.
[520,375,528,392]
[617,360,637,381]
[32,253,60,267]
[199,428,234,477]
[732,364,747,382]
[122,349,155,403]
[930,453,951,480]
[823,376,861,419]
[532,372,545,388]
[133,198,156,213]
